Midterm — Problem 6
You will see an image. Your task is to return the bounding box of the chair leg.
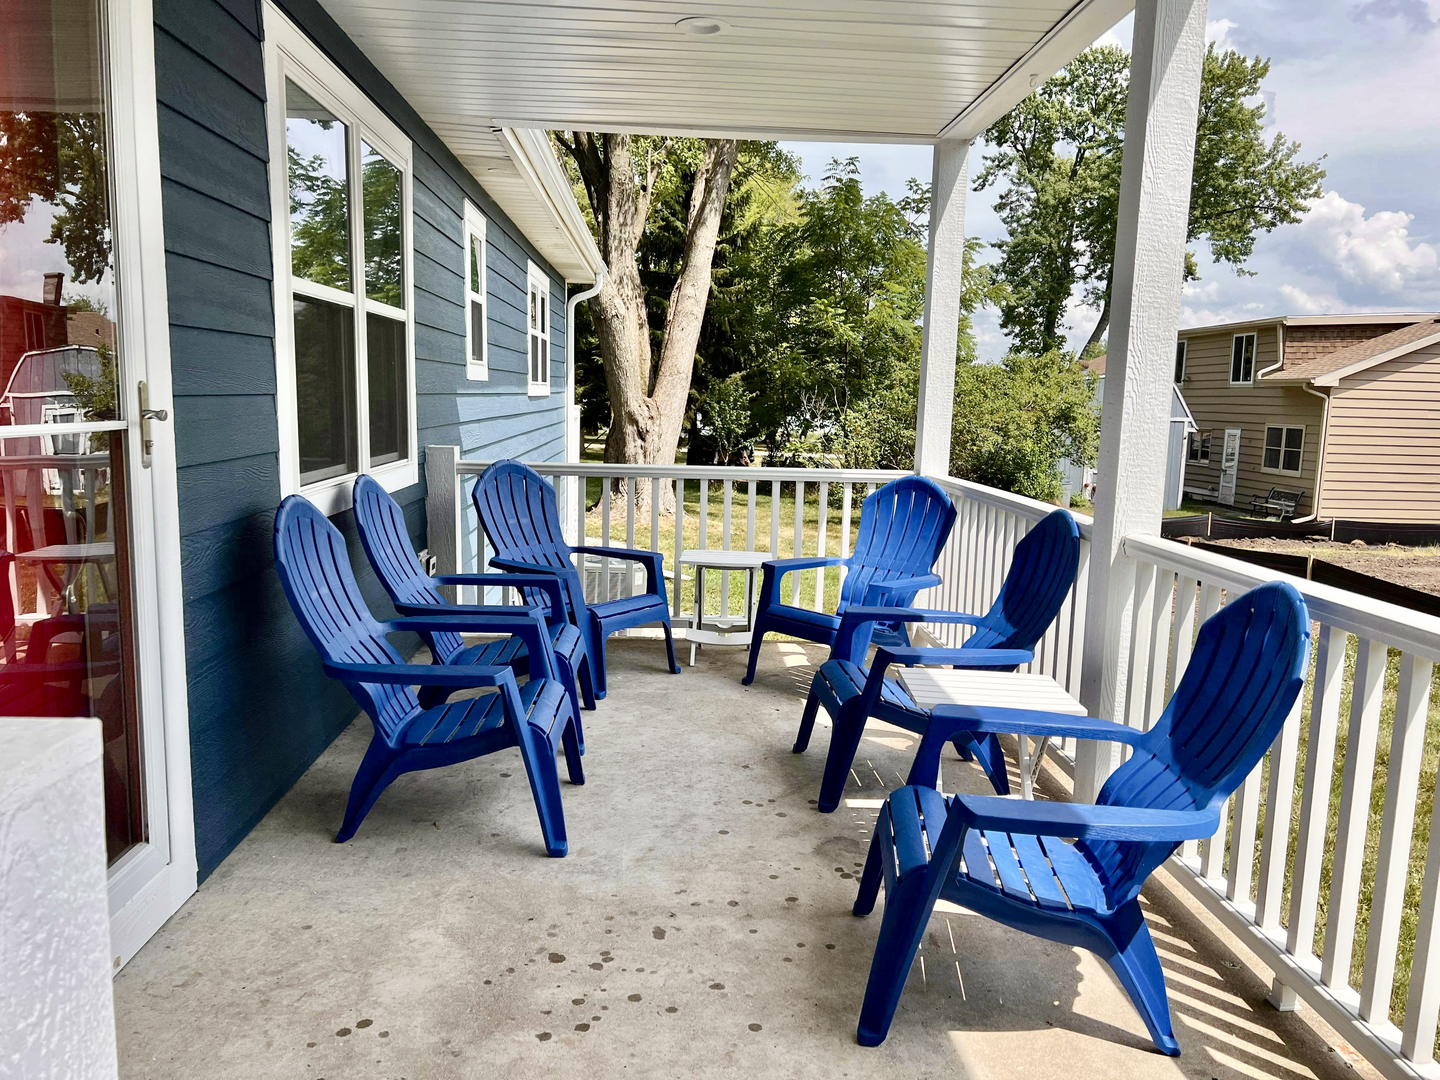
[856,870,939,1047]
[560,710,585,786]
[966,732,1011,796]
[577,654,597,711]
[950,736,974,762]
[793,690,822,754]
[662,617,682,675]
[589,616,609,699]
[853,820,885,916]
[741,622,768,686]
[336,736,404,843]
[1099,902,1180,1056]
[818,704,867,813]
[556,654,585,754]
[516,727,568,858]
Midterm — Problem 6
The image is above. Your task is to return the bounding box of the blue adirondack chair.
[794,508,1080,809]
[851,580,1310,1054]
[352,475,595,747]
[274,495,582,856]
[473,460,680,699]
[741,476,956,686]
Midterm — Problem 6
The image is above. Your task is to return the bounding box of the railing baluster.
[769,479,780,557]
[1321,636,1388,991]
[721,479,732,616]
[1125,562,1157,735]
[792,480,804,606]
[1256,697,1303,929]
[746,480,757,553]
[1288,623,1347,959]
[1147,569,1175,724]
[1403,759,1440,1063]
[1361,653,1434,1023]
[839,482,853,599]
[1227,766,1262,907]
[600,477,612,603]
[673,478,685,619]
[650,477,660,553]
[625,477,637,597]
[814,481,829,612]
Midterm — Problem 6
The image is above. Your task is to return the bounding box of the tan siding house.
[1174,314,1440,521]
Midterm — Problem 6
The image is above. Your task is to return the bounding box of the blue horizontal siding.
[158,0,573,880]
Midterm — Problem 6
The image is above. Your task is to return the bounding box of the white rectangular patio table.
[896,667,1087,799]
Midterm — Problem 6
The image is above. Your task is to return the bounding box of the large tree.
[556,134,739,484]
[977,44,1326,355]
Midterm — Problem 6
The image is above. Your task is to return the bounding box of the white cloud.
[1278,283,1342,314]
[1294,190,1440,294]
[1206,19,1239,49]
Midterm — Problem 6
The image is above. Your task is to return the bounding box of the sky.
[782,0,1440,364]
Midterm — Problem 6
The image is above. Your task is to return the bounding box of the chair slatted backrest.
[1076,581,1310,908]
[274,495,416,742]
[353,475,465,665]
[838,477,956,612]
[963,509,1081,653]
[473,461,587,616]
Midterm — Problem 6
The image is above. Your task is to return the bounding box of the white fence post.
[1075,0,1208,803]
[425,444,462,601]
[914,138,969,478]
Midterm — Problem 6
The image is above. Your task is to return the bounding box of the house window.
[1230,333,1256,385]
[1263,425,1304,475]
[264,4,416,509]
[527,262,551,397]
[1174,341,1187,383]
[1189,429,1211,465]
[464,204,488,380]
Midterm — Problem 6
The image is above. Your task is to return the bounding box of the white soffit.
[319,0,1132,275]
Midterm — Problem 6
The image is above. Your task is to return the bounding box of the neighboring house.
[1074,353,1196,511]
[1175,314,1440,520]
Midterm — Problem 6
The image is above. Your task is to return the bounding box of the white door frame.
[101,0,198,969]
[1218,428,1242,507]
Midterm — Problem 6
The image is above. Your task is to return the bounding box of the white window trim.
[262,0,418,515]
[1188,429,1211,466]
[1261,422,1306,476]
[1175,339,1187,383]
[527,261,552,398]
[1230,332,1257,386]
[464,202,489,381]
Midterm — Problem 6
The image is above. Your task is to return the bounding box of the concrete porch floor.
[116,638,1372,1080]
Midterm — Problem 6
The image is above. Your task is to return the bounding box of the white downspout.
[563,270,606,542]
[1296,381,1330,523]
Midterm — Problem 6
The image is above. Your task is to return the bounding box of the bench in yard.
[1250,487,1306,519]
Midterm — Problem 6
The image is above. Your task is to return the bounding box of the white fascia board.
[493,127,605,283]
[938,0,1136,141]
[495,118,938,144]
[1311,329,1440,387]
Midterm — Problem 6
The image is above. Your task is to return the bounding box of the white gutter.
[493,127,605,282]
[1257,321,1286,380]
[564,270,606,466]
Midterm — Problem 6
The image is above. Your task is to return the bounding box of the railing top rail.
[453,459,909,484]
[1124,531,1440,661]
[923,472,1094,537]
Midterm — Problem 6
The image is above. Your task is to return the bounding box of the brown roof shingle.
[1269,317,1440,382]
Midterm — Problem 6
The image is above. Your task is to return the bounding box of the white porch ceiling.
[318,0,1132,277]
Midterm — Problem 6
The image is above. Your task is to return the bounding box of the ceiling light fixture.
[675,15,730,36]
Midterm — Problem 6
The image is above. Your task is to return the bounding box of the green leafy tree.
[949,350,1100,502]
[977,44,1326,355]
[287,144,351,289]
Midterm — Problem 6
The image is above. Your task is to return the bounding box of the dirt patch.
[1211,537,1440,597]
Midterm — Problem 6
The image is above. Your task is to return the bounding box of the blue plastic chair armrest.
[948,793,1220,842]
[832,605,985,664]
[430,572,565,622]
[875,646,1034,670]
[861,574,942,604]
[392,601,541,620]
[764,556,845,573]
[908,705,1146,789]
[322,661,514,689]
[490,556,570,577]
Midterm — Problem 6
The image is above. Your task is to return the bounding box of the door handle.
[138,381,168,467]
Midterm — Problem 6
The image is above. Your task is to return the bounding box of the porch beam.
[915,138,970,477]
[1076,0,1208,802]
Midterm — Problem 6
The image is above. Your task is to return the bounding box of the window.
[1174,340,1187,383]
[1263,425,1304,475]
[464,204,488,380]
[1230,333,1256,385]
[1189,429,1211,465]
[527,261,551,397]
[264,3,416,510]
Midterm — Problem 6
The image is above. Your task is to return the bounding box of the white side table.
[897,668,1087,799]
[678,549,769,666]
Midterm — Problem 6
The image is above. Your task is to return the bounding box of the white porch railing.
[424,447,1440,1080]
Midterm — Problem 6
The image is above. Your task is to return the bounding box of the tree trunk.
[1082,282,1112,357]
[558,132,739,514]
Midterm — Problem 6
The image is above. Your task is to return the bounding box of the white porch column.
[914,138,970,477]
[1075,0,1208,802]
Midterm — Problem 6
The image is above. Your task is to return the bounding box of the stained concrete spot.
[783,957,793,963]
[749,1023,763,1032]
[627,993,642,1002]
[590,963,604,971]
[355,1019,372,1029]
[717,830,729,835]
[776,813,787,818]
[652,927,666,940]
[378,1032,389,1039]
[825,943,836,950]
[548,953,566,963]
[726,900,739,907]
[572,998,585,1005]
[785,897,798,903]
[535,1032,552,1042]
[708,982,725,990]
[335,1028,350,1037]
[665,1006,678,1013]
[301,924,312,930]
[306,1042,316,1048]
[574,1023,590,1032]
[749,929,758,934]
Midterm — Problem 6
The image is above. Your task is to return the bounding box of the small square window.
[1263,425,1304,475]
[527,262,551,397]
[1230,333,1256,385]
[1189,429,1211,464]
